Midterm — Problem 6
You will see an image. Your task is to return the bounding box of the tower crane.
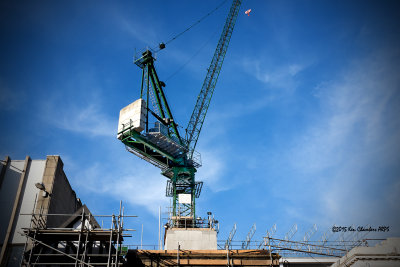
[117,0,242,227]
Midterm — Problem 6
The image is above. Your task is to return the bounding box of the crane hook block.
[159,42,166,50]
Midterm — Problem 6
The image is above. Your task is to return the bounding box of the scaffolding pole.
[21,203,135,267]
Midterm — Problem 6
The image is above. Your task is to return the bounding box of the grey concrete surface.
[165,228,218,250]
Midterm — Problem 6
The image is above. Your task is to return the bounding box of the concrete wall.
[129,249,280,267]
[331,238,400,267]
[165,228,217,250]
[0,156,45,267]
[0,155,83,267]
[279,257,335,267]
[42,156,81,227]
[11,160,45,244]
[0,159,25,244]
[0,158,46,245]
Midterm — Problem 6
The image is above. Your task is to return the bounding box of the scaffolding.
[164,204,219,230]
[218,223,371,258]
[20,203,135,267]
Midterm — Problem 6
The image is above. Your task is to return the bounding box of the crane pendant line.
[185,0,242,157]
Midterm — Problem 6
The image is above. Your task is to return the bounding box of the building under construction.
[0,153,397,267]
[1,0,400,266]
[2,154,399,266]
[0,155,131,267]
[0,155,281,267]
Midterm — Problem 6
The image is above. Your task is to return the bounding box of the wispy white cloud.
[183,60,308,195]
[73,158,168,216]
[196,147,229,192]
[68,138,232,216]
[290,50,400,174]
[204,57,307,124]
[109,4,163,50]
[42,91,169,215]
[47,102,115,137]
[204,93,275,125]
[286,48,400,230]
[242,58,306,91]
[39,68,116,137]
[115,16,158,47]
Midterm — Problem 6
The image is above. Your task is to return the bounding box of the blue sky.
[1,0,400,247]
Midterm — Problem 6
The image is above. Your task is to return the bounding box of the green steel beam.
[148,61,182,145]
[120,129,181,165]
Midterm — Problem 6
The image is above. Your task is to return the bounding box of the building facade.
[0,155,82,267]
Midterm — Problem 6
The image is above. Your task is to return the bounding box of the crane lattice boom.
[185,0,242,157]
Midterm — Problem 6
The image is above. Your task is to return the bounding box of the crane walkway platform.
[147,132,185,159]
[146,122,202,168]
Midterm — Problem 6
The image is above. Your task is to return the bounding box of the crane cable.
[155,0,229,51]
[165,29,218,82]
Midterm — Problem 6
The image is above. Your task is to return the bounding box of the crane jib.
[185,0,242,157]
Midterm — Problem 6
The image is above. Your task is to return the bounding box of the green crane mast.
[118,0,242,227]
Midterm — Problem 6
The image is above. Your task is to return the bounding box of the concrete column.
[35,156,59,224]
[0,156,31,266]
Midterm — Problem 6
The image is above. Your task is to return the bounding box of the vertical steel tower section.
[185,0,242,158]
[170,0,242,222]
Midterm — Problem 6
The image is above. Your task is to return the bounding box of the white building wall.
[12,160,45,243]
[0,159,45,245]
[0,160,26,243]
[332,238,400,267]
[279,257,335,267]
[0,156,85,267]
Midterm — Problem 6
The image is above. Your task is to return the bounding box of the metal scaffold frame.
[20,203,136,267]
[217,223,371,259]
[219,238,368,257]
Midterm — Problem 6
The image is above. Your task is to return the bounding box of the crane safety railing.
[166,216,219,231]
[119,120,201,168]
